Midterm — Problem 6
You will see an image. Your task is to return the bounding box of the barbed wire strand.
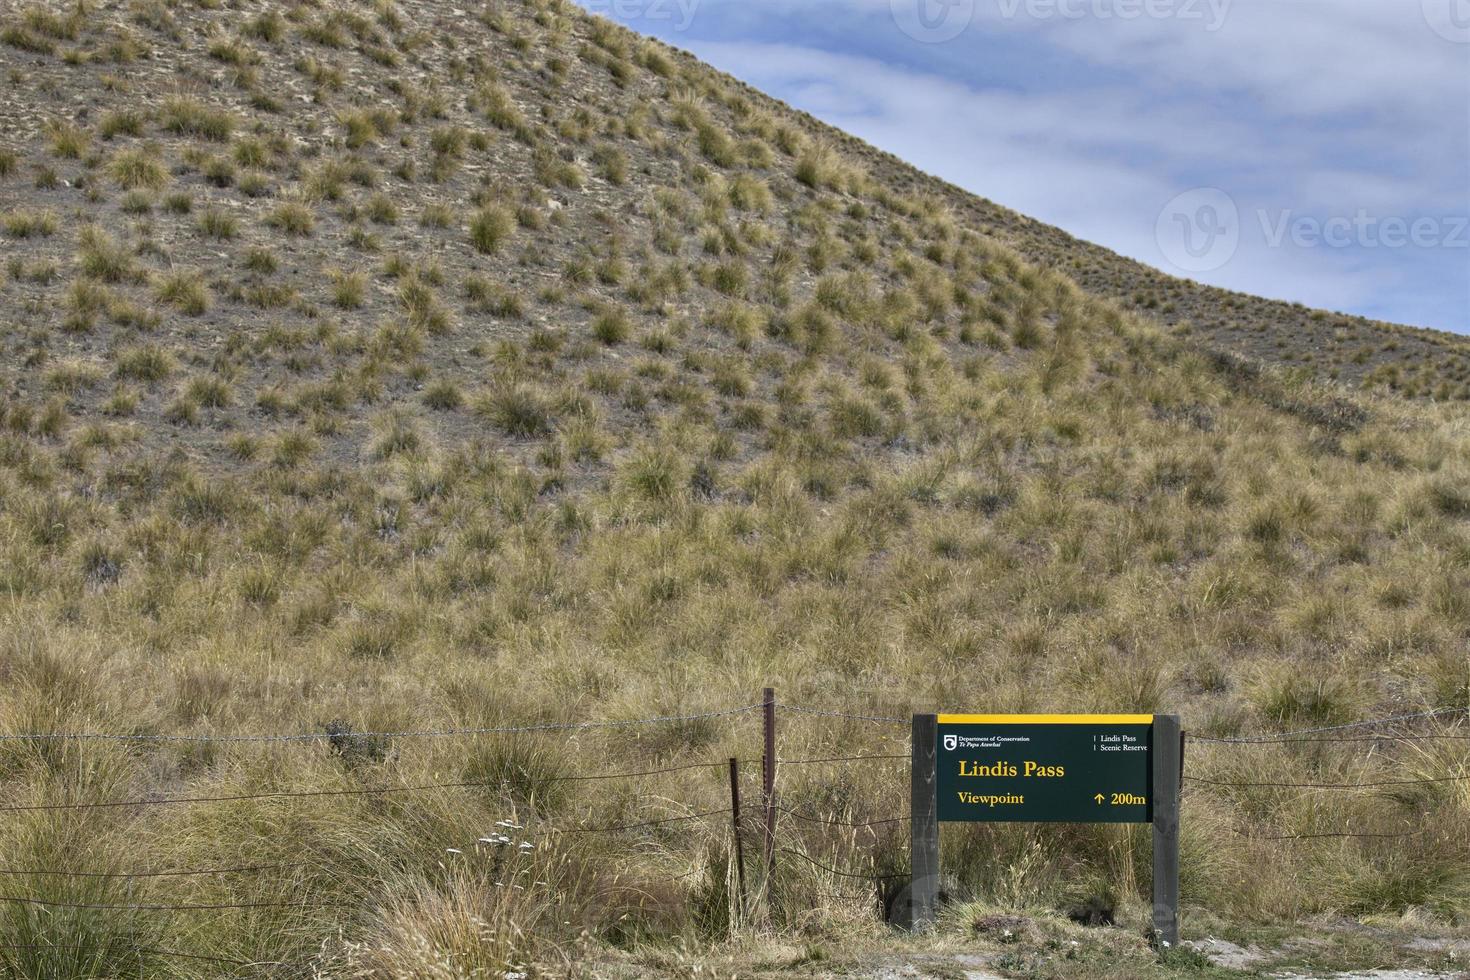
[553,760,728,781]
[0,760,734,813]
[0,864,285,879]
[559,808,732,835]
[783,705,908,725]
[769,804,908,830]
[0,945,282,967]
[778,847,909,880]
[0,896,346,912]
[1188,773,1470,790]
[1234,829,1415,841]
[6,702,1460,747]
[0,704,767,745]
[776,754,909,766]
[1189,706,1467,744]
[1194,733,1470,745]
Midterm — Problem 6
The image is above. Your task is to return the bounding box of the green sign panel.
[937,714,1154,823]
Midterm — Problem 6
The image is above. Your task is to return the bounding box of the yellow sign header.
[939,714,1155,725]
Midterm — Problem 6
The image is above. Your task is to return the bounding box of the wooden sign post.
[909,713,1180,946]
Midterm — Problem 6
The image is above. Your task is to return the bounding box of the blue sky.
[575,0,1470,334]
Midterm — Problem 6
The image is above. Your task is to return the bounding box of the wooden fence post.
[762,687,777,897]
[1152,714,1181,948]
[728,757,747,918]
[910,713,939,931]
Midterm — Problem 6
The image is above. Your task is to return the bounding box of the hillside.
[743,90,1470,400]
[2,0,1470,976]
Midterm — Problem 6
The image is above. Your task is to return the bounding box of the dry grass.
[0,0,1467,974]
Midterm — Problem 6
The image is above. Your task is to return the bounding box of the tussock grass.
[267,200,315,235]
[160,96,235,142]
[476,384,556,438]
[0,0,1465,971]
[76,226,137,283]
[2,208,58,238]
[155,270,211,315]
[109,146,169,189]
[469,205,515,254]
[114,344,175,383]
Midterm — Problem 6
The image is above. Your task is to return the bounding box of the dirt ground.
[569,913,1470,980]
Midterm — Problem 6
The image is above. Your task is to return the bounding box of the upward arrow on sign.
[1094,793,1105,804]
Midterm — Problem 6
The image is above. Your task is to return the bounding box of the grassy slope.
[687,69,1470,399]
[1,0,1469,974]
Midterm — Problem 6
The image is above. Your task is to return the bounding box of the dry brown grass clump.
[0,0,1468,974]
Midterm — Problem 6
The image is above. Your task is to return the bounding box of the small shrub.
[365,193,397,225]
[623,445,684,503]
[2,208,58,238]
[197,208,238,239]
[419,203,453,229]
[120,190,153,214]
[331,269,367,309]
[161,96,235,141]
[267,201,315,236]
[47,121,89,159]
[469,206,514,254]
[464,275,525,318]
[423,381,462,411]
[707,260,747,297]
[795,142,854,191]
[244,9,285,42]
[476,386,554,439]
[100,109,147,139]
[592,144,628,185]
[115,345,175,383]
[429,125,466,159]
[397,271,452,334]
[592,309,630,345]
[109,147,169,189]
[371,410,422,460]
[77,226,136,283]
[185,375,231,409]
[243,247,278,274]
[156,270,211,315]
[202,155,236,187]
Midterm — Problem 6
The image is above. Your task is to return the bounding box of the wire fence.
[1187,706,1467,744]
[0,703,770,745]
[0,945,283,968]
[2,693,1465,971]
[0,864,286,879]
